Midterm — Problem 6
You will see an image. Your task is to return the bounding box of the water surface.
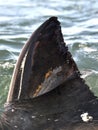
[0,0,98,110]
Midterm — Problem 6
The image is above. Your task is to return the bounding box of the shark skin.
[0,17,98,130]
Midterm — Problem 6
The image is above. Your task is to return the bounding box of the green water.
[0,0,98,110]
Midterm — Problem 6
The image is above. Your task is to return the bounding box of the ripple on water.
[0,62,15,110]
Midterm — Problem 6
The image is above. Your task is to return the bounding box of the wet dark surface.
[0,0,98,109]
[0,17,98,130]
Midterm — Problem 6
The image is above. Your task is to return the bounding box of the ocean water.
[0,0,98,111]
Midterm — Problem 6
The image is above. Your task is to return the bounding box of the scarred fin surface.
[7,17,80,102]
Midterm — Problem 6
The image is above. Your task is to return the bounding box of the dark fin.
[7,17,60,102]
[7,17,80,102]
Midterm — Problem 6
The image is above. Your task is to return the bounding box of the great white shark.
[0,17,98,130]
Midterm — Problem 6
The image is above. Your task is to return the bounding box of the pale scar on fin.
[45,70,52,79]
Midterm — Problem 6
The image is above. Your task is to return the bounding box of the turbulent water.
[0,0,98,111]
